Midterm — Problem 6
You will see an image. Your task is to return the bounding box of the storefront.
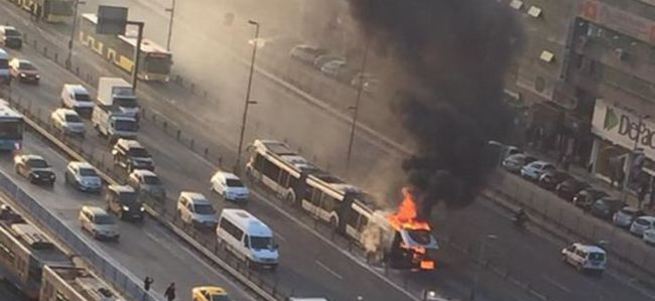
[589,98,655,189]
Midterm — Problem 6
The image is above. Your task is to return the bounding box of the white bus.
[0,100,23,151]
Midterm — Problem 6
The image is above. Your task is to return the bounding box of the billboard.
[96,6,128,35]
[579,1,655,45]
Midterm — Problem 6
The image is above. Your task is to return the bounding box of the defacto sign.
[579,1,655,45]
[592,98,655,159]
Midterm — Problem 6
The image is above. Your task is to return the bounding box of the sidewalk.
[525,145,654,215]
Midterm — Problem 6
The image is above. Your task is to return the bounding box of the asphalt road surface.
[1,1,655,301]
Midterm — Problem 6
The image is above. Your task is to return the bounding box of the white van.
[61,84,94,117]
[0,48,9,84]
[216,209,279,269]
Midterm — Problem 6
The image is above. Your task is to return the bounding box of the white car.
[612,207,643,228]
[177,191,218,229]
[211,171,249,203]
[520,160,556,181]
[643,229,655,245]
[630,216,655,237]
[61,84,94,117]
[65,161,102,192]
[51,108,85,136]
[561,243,606,273]
[79,206,119,241]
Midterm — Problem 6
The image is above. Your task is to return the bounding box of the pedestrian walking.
[164,282,176,301]
[143,276,153,291]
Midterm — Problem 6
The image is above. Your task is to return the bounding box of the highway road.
[2,1,655,301]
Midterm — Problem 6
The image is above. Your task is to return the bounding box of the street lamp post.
[471,234,497,300]
[165,0,176,51]
[65,0,85,69]
[235,20,260,172]
[345,38,370,172]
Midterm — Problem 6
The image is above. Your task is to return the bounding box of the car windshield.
[589,252,605,261]
[127,148,150,158]
[5,29,20,37]
[118,191,138,204]
[143,175,161,185]
[209,294,230,301]
[116,97,137,108]
[226,179,244,187]
[94,214,114,225]
[636,218,651,226]
[194,203,215,215]
[250,236,274,250]
[79,168,97,177]
[64,114,81,122]
[114,120,137,131]
[0,121,23,140]
[19,62,35,70]
[75,93,91,102]
[27,158,48,168]
[407,229,433,245]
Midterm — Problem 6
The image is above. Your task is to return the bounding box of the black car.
[538,170,572,191]
[13,154,56,185]
[572,188,608,210]
[590,197,626,220]
[555,178,590,201]
[105,185,144,221]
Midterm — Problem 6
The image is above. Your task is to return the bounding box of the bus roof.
[221,209,272,237]
[81,13,170,55]
[0,100,23,120]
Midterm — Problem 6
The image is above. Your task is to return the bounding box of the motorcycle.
[512,211,528,228]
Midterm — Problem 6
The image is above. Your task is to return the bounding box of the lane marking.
[542,275,571,294]
[315,260,343,280]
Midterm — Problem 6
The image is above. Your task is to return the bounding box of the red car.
[9,58,40,84]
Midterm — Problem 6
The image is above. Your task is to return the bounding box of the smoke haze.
[348,0,521,217]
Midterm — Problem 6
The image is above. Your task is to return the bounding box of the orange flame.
[387,187,431,231]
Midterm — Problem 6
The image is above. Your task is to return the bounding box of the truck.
[96,77,140,121]
[91,105,137,142]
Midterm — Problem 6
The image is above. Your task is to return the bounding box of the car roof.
[108,184,135,193]
[131,169,157,177]
[573,243,606,254]
[193,286,227,295]
[22,154,45,161]
[64,84,88,94]
[13,59,32,64]
[180,191,209,203]
[69,161,94,169]
[221,209,272,237]
[116,138,143,148]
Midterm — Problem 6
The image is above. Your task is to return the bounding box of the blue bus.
[0,100,23,151]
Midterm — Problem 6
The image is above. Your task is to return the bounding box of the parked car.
[210,171,249,203]
[127,169,166,202]
[79,206,119,241]
[289,45,327,64]
[590,197,625,220]
[177,191,217,229]
[643,229,655,245]
[8,58,39,84]
[538,170,572,191]
[14,154,55,185]
[520,161,556,181]
[320,60,347,78]
[51,108,85,136]
[313,54,345,69]
[502,153,537,173]
[561,243,607,274]
[105,185,144,221]
[612,207,644,228]
[555,177,590,202]
[572,188,608,209]
[192,286,229,301]
[630,216,655,237]
[0,26,22,49]
[65,161,102,193]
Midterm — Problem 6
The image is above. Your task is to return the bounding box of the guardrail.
[0,165,161,301]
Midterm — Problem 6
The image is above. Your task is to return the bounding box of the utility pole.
[165,0,176,51]
[235,20,260,172]
[345,38,370,172]
[127,21,145,91]
[65,0,85,69]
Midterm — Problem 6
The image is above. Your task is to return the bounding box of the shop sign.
[592,98,655,160]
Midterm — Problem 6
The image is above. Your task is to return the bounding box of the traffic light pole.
[127,21,145,91]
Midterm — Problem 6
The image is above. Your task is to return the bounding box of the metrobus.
[78,13,173,82]
[0,100,23,151]
[0,215,73,299]
[7,0,74,23]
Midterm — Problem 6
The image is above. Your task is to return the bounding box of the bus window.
[27,261,42,284]
[346,209,359,228]
[253,154,265,171]
[309,187,322,206]
[278,170,290,187]
[358,215,369,231]
[144,55,172,74]
[261,158,280,181]
[321,194,338,212]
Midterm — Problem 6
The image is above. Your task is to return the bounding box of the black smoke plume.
[348,0,521,217]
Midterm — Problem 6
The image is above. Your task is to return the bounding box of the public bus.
[0,100,23,151]
[78,13,173,82]
[7,0,74,23]
[0,210,73,299]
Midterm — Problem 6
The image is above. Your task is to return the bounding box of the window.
[261,158,281,182]
[219,218,244,240]
[225,178,244,188]
[253,154,265,172]
[278,170,290,187]
[346,209,359,227]
[320,193,339,212]
[309,187,322,206]
[244,235,250,248]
